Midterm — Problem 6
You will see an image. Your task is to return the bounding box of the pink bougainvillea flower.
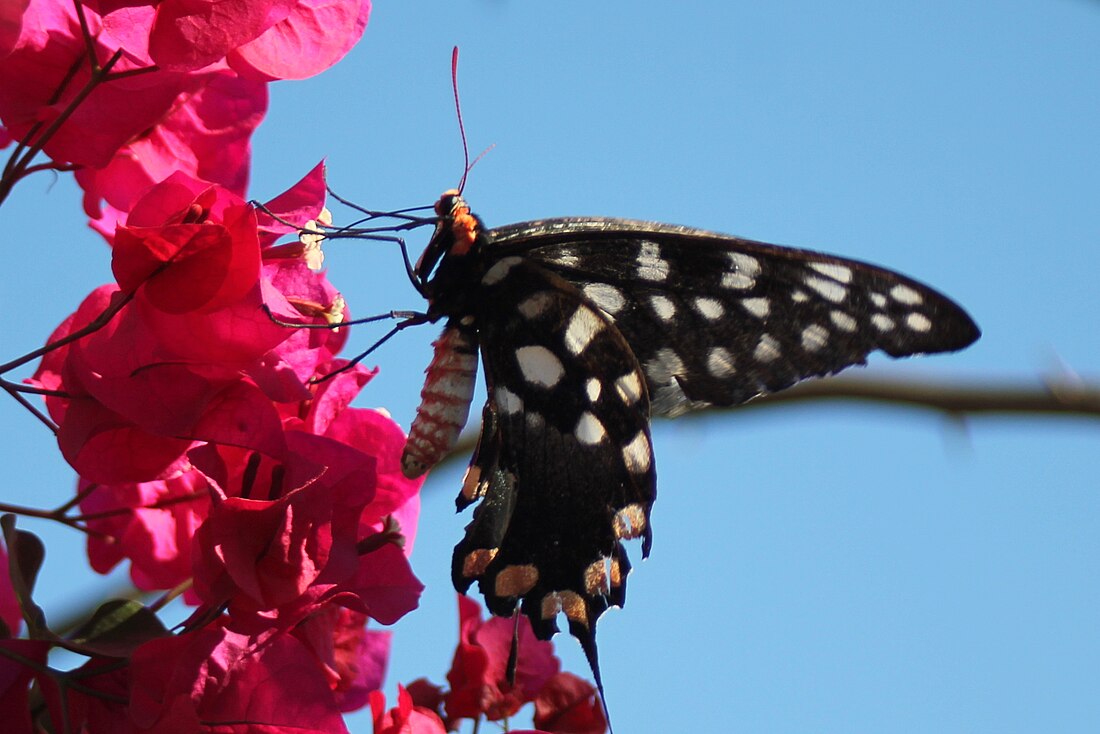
[78,67,268,237]
[0,641,51,734]
[35,283,288,483]
[0,0,29,60]
[370,685,447,734]
[129,624,350,733]
[295,605,391,712]
[191,429,422,632]
[29,286,201,483]
[111,172,262,310]
[532,673,607,734]
[445,595,561,723]
[229,0,371,81]
[320,404,424,537]
[404,678,446,722]
[0,539,22,636]
[0,0,195,168]
[263,265,350,382]
[36,655,136,734]
[29,172,342,483]
[149,0,298,71]
[190,435,371,613]
[80,471,210,597]
[255,160,328,246]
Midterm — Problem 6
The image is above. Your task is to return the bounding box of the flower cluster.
[0,1,605,732]
[372,596,607,734]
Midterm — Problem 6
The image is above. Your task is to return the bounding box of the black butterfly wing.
[486,218,981,416]
[450,256,655,688]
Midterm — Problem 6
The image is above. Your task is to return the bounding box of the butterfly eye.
[435,189,461,217]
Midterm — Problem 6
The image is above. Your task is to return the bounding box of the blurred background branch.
[428,373,1100,475]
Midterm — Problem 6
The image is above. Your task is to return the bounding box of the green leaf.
[69,599,170,658]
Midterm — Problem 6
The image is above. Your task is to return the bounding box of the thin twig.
[424,375,1100,477]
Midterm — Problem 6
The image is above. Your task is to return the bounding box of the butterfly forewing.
[450,257,656,670]
[487,218,981,415]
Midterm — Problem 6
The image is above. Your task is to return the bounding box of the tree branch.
[424,374,1100,477]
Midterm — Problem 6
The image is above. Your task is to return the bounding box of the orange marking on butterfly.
[584,559,609,596]
[495,564,539,597]
[462,548,498,577]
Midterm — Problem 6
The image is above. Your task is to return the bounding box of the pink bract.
[445,595,561,723]
[533,673,607,734]
[0,0,194,168]
[0,541,20,635]
[81,471,210,595]
[129,625,351,733]
[1,641,54,734]
[371,685,447,734]
[78,68,267,234]
[294,606,391,713]
[149,0,296,71]
[229,0,371,81]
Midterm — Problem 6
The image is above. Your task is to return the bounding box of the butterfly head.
[415,189,483,285]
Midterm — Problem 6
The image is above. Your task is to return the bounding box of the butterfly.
[387,189,979,709]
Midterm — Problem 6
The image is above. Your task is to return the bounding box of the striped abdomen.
[401,322,479,479]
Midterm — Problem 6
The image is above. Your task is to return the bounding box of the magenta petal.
[339,542,423,625]
[149,0,298,71]
[229,0,370,81]
[257,160,327,244]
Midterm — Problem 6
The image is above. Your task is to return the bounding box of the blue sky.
[3,1,1099,732]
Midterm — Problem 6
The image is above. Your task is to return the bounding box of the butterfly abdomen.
[401,321,479,479]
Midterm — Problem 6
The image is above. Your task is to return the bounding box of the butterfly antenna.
[449,46,495,193]
[451,46,471,194]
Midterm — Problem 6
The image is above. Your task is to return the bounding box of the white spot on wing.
[518,291,554,319]
[830,310,858,332]
[693,297,725,320]
[575,412,607,445]
[636,241,670,281]
[481,256,522,286]
[871,313,895,331]
[615,372,643,404]
[870,292,887,308]
[891,284,923,305]
[582,283,626,316]
[706,347,736,377]
[906,312,933,332]
[586,377,602,402]
[740,297,770,319]
[804,275,848,304]
[754,334,781,362]
[729,251,761,277]
[621,432,652,474]
[801,324,829,352]
[645,348,685,383]
[564,306,604,355]
[809,261,853,283]
[649,294,676,322]
[721,271,755,290]
[546,247,580,267]
[495,387,523,415]
[516,345,565,388]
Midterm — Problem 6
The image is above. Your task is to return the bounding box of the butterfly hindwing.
[487,218,981,415]
[450,256,655,675]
